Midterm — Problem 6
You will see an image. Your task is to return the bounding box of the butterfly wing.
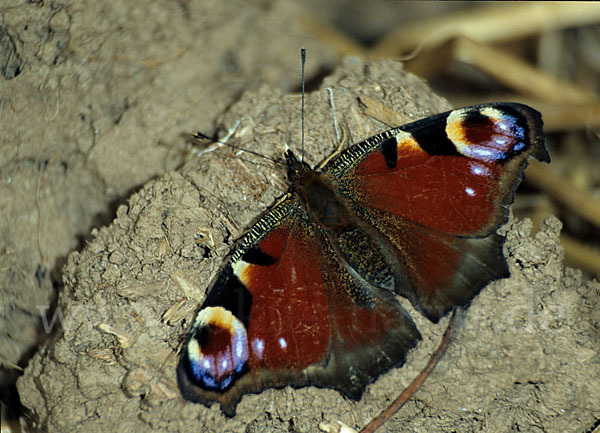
[178,197,421,416]
[178,102,548,415]
[324,103,548,321]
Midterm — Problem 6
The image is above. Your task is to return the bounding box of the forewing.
[326,103,548,236]
[324,103,548,321]
[178,197,421,415]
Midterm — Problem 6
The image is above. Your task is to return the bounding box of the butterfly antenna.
[301,47,306,163]
[193,131,282,166]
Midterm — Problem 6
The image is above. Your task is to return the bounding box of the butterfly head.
[285,150,312,184]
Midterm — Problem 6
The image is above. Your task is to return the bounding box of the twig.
[372,3,600,58]
[526,161,600,229]
[359,311,460,433]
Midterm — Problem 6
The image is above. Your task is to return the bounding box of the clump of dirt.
[15,56,600,433]
[0,0,336,424]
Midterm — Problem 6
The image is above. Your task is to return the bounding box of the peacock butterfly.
[177,101,548,416]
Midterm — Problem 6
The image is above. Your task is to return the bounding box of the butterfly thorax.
[285,150,352,232]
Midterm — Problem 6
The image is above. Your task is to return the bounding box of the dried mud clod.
[14,57,600,433]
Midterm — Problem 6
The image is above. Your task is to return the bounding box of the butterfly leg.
[318,89,348,169]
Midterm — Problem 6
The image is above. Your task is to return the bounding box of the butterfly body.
[178,102,548,416]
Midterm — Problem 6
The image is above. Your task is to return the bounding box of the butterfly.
[177,102,548,416]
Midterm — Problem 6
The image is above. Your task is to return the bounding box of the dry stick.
[451,38,597,105]
[360,70,600,135]
[526,161,600,229]
[357,95,410,127]
[403,37,597,105]
[299,12,367,59]
[525,162,600,277]
[524,101,600,132]
[301,4,600,62]
[560,234,600,279]
[359,311,460,433]
[372,3,600,58]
